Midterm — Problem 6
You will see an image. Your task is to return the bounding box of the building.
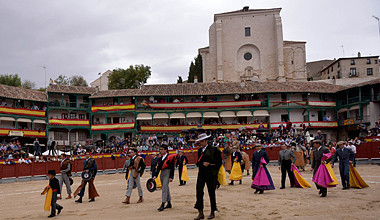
[90,70,112,91]
[199,7,307,83]
[320,54,379,80]
[306,59,334,80]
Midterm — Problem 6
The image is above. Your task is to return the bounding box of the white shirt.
[162,153,168,161]
[202,145,208,153]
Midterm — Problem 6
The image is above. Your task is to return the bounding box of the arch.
[236,44,261,81]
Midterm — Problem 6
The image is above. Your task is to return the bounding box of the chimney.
[194,76,198,84]
[242,6,249,12]
[358,52,361,57]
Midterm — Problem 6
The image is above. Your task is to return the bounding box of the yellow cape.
[181,165,190,182]
[42,185,52,211]
[155,171,162,188]
[325,162,339,186]
[349,164,369,189]
[293,168,311,188]
[229,162,243,181]
[218,165,227,185]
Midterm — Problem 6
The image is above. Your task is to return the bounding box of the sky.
[0,0,379,88]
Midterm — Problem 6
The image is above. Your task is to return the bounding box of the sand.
[0,164,379,220]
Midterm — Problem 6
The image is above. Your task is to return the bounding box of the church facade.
[199,7,307,83]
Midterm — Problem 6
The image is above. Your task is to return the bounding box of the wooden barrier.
[1,142,379,180]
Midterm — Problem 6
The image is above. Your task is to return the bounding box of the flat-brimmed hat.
[146,178,157,192]
[195,133,211,142]
[337,141,345,146]
[48,170,56,175]
[317,130,322,133]
[313,139,322,144]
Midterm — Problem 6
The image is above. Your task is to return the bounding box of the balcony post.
[359,104,363,123]
[308,108,311,127]
[359,87,362,103]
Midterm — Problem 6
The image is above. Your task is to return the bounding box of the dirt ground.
[0,164,379,220]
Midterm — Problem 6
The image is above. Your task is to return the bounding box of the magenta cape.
[312,153,337,188]
[251,157,275,190]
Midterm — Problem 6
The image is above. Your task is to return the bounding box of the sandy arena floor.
[0,164,379,220]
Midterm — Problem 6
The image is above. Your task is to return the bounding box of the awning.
[203,112,219,118]
[337,108,347,113]
[33,119,47,124]
[237,111,253,117]
[153,113,169,119]
[170,113,185,119]
[0,117,15,121]
[349,105,360,111]
[186,112,202,118]
[136,113,152,120]
[220,111,236,117]
[253,110,269,117]
[16,118,32,123]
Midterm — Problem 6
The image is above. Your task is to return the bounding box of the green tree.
[54,75,69,85]
[70,75,88,87]
[177,76,183,83]
[108,65,151,90]
[21,80,36,89]
[187,54,203,83]
[0,74,22,87]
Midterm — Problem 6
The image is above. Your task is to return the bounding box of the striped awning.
[153,113,169,119]
[203,112,219,118]
[220,111,236,117]
[253,110,269,117]
[136,113,152,120]
[33,119,47,124]
[186,112,202,118]
[0,117,16,121]
[17,118,32,123]
[170,113,185,119]
[337,108,347,113]
[349,105,360,111]
[237,111,252,117]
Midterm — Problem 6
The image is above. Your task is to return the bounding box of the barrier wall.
[1,142,379,179]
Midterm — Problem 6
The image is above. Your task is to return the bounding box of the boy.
[41,170,63,218]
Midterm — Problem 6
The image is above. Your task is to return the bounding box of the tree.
[177,76,183,83]
[187,54,203,83]
[21,80,36,89]
[0,74,22,87]
[108,65,151,90]
[54,75,69,85]
[70,75,88,87]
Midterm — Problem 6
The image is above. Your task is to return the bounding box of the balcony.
[270,121,337,129]
[91,122,135,131]
[141,100,261,110]
[338,116,370,126]
[140,123,267,133]
[49,119,89,127]
[91,104,135,112]
[0,106,46,117]
[48,102,89,109]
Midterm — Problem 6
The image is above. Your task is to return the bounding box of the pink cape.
[312,153,336,188]
[252,157,270,186]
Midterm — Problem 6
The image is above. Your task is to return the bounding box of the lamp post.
[373,15,380,36]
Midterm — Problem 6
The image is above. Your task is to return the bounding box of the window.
[331,66,333,72]
[245,27,251,37]
[338,62,340,68]
[366,59,371,64]
[70,113,76,119]
[281,114,289,122]
[367,68,373,75]
[302,94,307,101]
[79,114,85,119]
[303,115,309,122]
[375,59,378,64]
[351,59,355,65]
[78,131,88,141]
[107,117,111,124]
[337,70,341,79]
[281,93,287,101]
[61,113,68,119]
[244,52,252,60]
[349,68,357,77]
[54,131,68,141]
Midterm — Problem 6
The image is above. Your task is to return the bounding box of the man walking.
[176,150,188,186]
[154,145,176,211]
[74,152,99,203]
[278,144,296,189]
[251,144,270,194]
[122,148,145,204]
[331,141,354,190]
[194,133,222,220]
[59,154,72,199]
[311,140,331,197]
[151,152,160,178]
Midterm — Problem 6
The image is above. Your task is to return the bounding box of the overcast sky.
[0,0,379,88]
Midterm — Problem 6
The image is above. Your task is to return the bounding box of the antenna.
[373,15,380,36]
[340,45,345,57]
[38,66,47,88]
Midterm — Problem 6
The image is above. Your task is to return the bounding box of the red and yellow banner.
[0,128,46,137]
[308,101,336,107]
[91,122,135,131]
[0,106,45,117]
[142,100,261,109]
[91,104,135,112]
[140,124,267,132]
[310,121,337,128]
[49,119,89,126]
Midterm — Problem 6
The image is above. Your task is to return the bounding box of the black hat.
[69,177,74,185]
[146,178,157,192]
[48,170,56,175]
[160,144,168,150]
[81,171,93,181]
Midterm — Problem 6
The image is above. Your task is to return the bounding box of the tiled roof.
[90,81,347,98]
[47,84,97,95]
[0,84,47,102]
[346,78,380,89]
